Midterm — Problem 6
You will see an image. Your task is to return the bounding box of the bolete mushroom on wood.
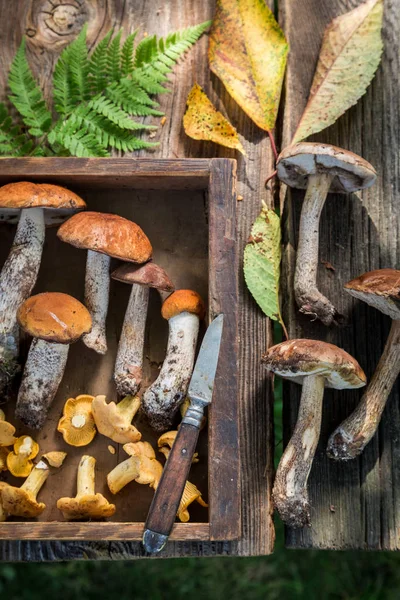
[16,292,92,430]
[276,143,376,325]
[263,339,366,528]
[328,269,400,460]
[0,182,86,394]
[142,289,205,432]
[57,212,152,354]
[111,262,174,396]
[57,455,116,520]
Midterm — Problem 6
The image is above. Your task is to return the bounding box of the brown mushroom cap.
[57,493,116,520]
[345,269,400,320]
[112,262,174,292]
[276,142,376,193]
[262,339,366,389]
[0,182,86,210]
[0,182,86,225]
[57,211,152,263]
[17,292,92,343]
[161,290,205,320]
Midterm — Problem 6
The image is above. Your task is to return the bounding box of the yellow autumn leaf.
[293,0,384,143]
[209,0,288,132]
[183,83,245,154]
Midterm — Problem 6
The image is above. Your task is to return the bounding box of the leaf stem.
[267,129,278,161]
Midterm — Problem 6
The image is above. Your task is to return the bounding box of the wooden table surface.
[0,0,397,559]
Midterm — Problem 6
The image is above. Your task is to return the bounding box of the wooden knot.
[25,0,110,51]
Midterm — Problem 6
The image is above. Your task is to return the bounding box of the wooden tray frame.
[0,157,240,542]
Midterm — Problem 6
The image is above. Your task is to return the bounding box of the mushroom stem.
[16,339,69,430]
[142,311,200,432]
[273,374,325,528]
[114,284,149,396]
[82,250,111,354]
[20,461,49,497]
[294,173,337,326]
[328,319,400,460]
[76,455,96,497]
[0,207,45,391]
[107,456,140,494]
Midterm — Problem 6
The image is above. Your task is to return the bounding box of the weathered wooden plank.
[280,0,400,549]
[0,0,275,559]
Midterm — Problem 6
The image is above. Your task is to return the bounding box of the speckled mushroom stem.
[114,285,149,396]
[273,374,325,528]
[15,339,69,430]
[82,250,111,355]
[77,455,96,497]
[21,461,49,497]
[0,208,45,393]
[142,312,200,432]
[328,319,400,460]
[294,173,338,326]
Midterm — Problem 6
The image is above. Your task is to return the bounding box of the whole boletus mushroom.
[16,292,92,430]
[328,269,400,460]
[111,262,174,396]
[142,289,205,432]
[263,339,366,527]
[57,211,152,354]
[276,143,376,325]
[0,182,86,394]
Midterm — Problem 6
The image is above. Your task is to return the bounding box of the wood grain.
[0,0,276,559]
[280,0,400,549]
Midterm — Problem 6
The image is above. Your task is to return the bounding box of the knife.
[142,313,224,554]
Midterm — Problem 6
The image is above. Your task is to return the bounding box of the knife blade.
[143,314,224,554]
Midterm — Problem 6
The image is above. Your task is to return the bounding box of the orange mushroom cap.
[57,395,96,447]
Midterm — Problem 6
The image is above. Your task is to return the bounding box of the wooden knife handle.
[143,421,200,553]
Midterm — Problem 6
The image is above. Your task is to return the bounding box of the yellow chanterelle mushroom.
[7,435,39,477]
[1,460,49,519]
[57,395,96,447]
[43,451,67,468]
[0,409,17,447]
[57,455,116,520]
[91,395,141,444]
[107,441,162,495]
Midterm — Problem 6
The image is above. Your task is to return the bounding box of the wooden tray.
[0,157,239,542]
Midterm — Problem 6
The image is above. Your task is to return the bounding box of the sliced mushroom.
[91,394,141,444]
[0,182,86,394]
[111,262,174,396]
[1,460,49,518]
[57,212,152,354]
[16,293,92,429]
[7,435,39,477]
[277,143,376,325]
[57,395,96,446]
[142,290,205,432]
[57,455,116,520]
[328,269,400,460]
[263,339,366,527]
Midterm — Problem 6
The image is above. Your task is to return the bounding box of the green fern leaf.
[8,39,52,136]
[107,30,122,82]
[135,22,211,82]
[88,30,113,94]
[0,102,36,156]
[106,85,164,116]
[88,95,156,130]
[121,31,138,75]
[51,124,109,158]
[68,24,91,103]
